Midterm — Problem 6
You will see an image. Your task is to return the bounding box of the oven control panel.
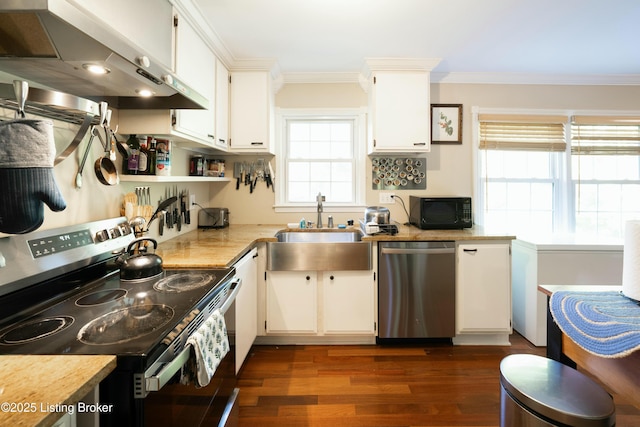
[28,229,93,258]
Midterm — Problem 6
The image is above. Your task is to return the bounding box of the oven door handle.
[220,277,242,315]
[145,345,192,392]
[145,277,241,393]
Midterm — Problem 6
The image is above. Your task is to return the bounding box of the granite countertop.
[0,355,116,427]
[156,223,515,269]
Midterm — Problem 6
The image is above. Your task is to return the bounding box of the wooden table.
[539,285,640,408]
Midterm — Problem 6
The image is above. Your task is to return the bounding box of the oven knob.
[110,227,122,238]
[95,229,110,242]
[0,251,5,268]
[119,222,132,235]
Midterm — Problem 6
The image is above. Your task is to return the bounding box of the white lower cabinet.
[265,270,374,337]
[266,271,317,334]
[455,242,511,344]
[233,248,258,374]
[323,271,375,334]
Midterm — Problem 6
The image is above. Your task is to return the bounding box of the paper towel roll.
[622,220,640,301]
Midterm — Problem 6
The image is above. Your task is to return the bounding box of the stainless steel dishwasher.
[378,241,455,340]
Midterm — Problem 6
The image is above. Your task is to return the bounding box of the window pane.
[481,150,557,235]
[310,162,331,182]
[331,123,351,141]
[310,123,330,141]
[285,118,357,204]
[289,182,310,202]
[331,162,352,182]
[289,162,309,181]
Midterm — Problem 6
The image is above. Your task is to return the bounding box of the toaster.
[198,207,229,228]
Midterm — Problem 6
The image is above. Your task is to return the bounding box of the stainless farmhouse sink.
[275,231,362,242]
[268,230,371,271]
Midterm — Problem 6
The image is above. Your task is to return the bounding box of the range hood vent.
[0,5,207,110]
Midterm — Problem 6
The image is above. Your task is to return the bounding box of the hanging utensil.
[105,110,116,161]
[12,80,28,119]
[74,126,98,189]
[93,103,119,186]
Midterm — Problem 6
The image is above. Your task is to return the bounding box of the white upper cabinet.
[368,71,430,153]
[172,13,216,146]
[73,0,174,68]
[229,71,275,154]
[215,60,230,150]
[363,59,440,154]
[118,12,227,152]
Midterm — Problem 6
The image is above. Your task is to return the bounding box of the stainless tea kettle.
[116,237,163,281]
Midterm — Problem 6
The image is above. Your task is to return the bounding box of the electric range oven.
[0,217,240,427]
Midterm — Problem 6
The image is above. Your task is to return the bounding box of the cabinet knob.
[330,275,334,280]
[136,56,151,68]
[306,275,311,281]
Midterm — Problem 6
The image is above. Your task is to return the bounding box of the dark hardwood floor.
[237,334,640,426]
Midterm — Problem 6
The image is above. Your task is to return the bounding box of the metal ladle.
[74,126,98,189]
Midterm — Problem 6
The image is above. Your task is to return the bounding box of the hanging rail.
[0,81,101,164]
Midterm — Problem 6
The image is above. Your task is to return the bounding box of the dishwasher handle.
[380,247,455,255]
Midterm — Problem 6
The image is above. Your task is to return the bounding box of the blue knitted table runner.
[549,290,640,358]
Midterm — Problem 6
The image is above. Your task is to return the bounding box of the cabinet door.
[215,60,230,150]
[73,0,173,68]
[229,71,272,153]
[173,14,216,144]
[456,243,511,333]
[370,71,430,153]
[323,271,375,334]
[233,248,258,374]
[266,271,317,333]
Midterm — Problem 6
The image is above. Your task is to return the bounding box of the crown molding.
[361,58,442,78]
[431,72,640,86]
[281,72,362,84]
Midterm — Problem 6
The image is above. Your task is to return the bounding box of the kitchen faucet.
[316,192,325,228]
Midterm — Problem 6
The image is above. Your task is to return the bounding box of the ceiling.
[194,0,640,85]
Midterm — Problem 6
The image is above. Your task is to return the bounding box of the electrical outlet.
[379,192,395,204]
[190,194,196,207]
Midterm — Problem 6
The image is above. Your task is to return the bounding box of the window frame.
[274,108,367,213]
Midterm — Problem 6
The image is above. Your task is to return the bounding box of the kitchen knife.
[165,187,172,229]
[184,189,191,224]
[234,162,241,190]
[173,185,180,231]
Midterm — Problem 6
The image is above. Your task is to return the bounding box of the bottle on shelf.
[126,134,140,175]
[147,137,156,175]
[137,136,149,175]
[155,138,171,176]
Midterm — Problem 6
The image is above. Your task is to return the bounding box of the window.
[571,117,640,237]
[275,109,366,210]
[477,114,566,236]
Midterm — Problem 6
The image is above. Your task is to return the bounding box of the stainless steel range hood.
[0,1,208,110]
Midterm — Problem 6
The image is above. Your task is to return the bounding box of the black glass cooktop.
[0,268,234,356]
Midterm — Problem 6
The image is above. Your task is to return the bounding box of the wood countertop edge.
[0,355,116,427]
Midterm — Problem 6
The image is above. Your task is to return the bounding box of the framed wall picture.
[431,104,463,144]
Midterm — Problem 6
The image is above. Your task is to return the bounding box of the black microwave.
[409,196,473,229]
